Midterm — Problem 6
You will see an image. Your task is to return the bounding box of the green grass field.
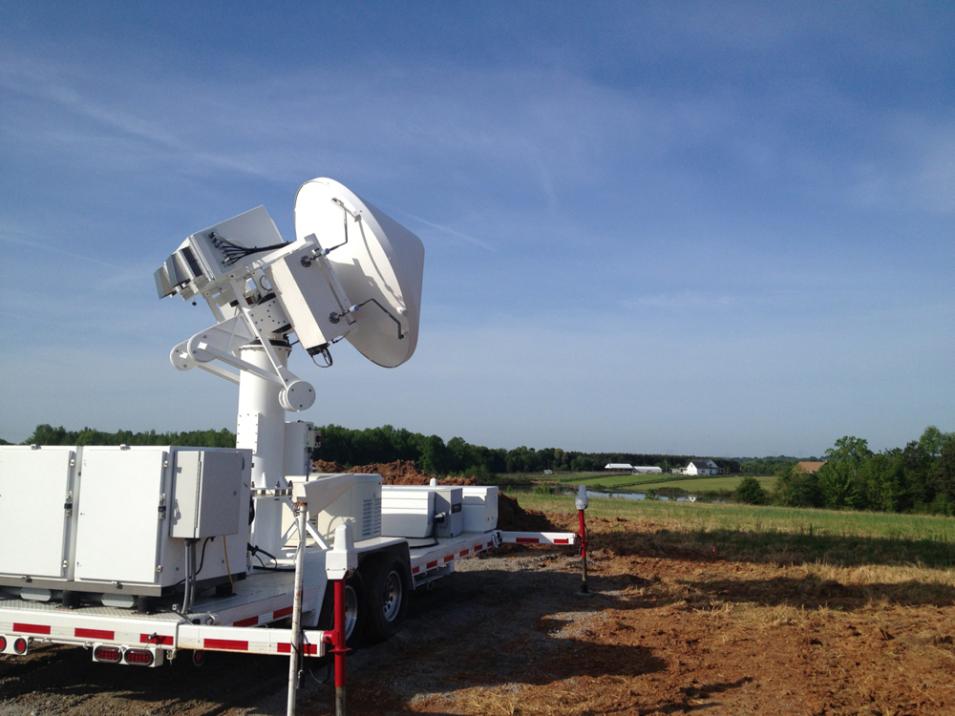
[518,471,779,493]
[517,491,955,541]
[631,475,779,492]
[513,491,955,567]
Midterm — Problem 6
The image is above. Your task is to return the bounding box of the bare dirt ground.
[2,510,955,715]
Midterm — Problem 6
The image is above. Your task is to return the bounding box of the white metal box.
[284,420,319,479]
[170,449,245,539]
[72,446,251,596]
[381,487,434,538]
[461,486,499,532]
[380,485,464,538]
[268,246,352,353]
[0,446,80,588]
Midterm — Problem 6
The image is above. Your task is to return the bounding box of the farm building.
[604,464,663,474]
[678,459,719,476]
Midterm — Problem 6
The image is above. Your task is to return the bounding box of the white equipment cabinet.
[70,446,251,596]
[461,486,499,532]
[381,485,464,538]
[381,487,435,538]
[0,446,79,588]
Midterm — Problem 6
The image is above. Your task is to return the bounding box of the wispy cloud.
[397,211,496,252]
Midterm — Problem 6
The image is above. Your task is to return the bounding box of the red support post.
[577,507,589,593]
[331,579,348,715]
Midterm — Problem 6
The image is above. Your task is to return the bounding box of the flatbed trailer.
[0,526,576,664]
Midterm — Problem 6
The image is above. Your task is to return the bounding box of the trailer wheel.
[363,558,410,642]
[318,571,365,646]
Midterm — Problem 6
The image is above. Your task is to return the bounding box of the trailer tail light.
[13,637,28,655]
[92,645,122,663]
[0,636,6,652]
[123,648,154,666]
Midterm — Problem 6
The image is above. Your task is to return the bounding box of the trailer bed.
[0,528,574,661]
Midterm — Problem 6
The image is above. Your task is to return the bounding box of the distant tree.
[818,436,871,509]
[930,433,955,512]
[774,465,823,507]
[735,477,768,505]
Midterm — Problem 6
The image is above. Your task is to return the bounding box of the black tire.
[317,571,365,647]
[362,558,411,643]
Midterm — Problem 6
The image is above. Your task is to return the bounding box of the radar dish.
[293,178,424,368]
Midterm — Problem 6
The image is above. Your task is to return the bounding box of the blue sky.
[0,2,952,456]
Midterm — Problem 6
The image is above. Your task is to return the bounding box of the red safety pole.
[331,579,347,716]
[575,485,589,594]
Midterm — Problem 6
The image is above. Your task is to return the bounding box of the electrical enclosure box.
[434,486,463,537]
[170,449,244,539]
[268,246,353,353]
[461,486,499,532]
[71,446,251,596]
[0,446,80,588]
[284,420,319,479]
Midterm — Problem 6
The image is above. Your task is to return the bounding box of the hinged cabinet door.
[0,447,76,578]
[74,448,168,585]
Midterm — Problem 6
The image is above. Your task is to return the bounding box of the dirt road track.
[3,513,955,715]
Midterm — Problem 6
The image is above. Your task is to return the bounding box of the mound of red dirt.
[311,459,475,485]
[497,493,555,531]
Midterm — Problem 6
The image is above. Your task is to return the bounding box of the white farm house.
[682,459,719,476]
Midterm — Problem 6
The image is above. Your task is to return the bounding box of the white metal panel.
[75,447,168,585]
[0,446,76,579]
[381,488,433,538]
[170,449,242,539]
[461,486,499,532]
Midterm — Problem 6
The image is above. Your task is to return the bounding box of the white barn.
[604,463,633,471]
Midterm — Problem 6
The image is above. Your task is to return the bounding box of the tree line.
[16,423,746,475]
[775,427,955,515]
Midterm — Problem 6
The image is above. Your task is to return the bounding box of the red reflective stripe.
[140,633,174,646]
[459,549,469,557]
[13,623,50,635]
[234,616,258,627]
[443,554,454,562]
[411,566,421,574]
[204,638,248,652]
[273,606,293,619]
[426,560,438,569]
[75,627,114,640]
[278,642,318,655]
[553,538,570,544]
[474,543,483,551]
[516,537,540,544]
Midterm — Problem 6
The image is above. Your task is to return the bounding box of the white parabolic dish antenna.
[295,178,424,368]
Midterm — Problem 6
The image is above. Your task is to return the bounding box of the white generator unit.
[283,473,382,546]
[0,445,251,600]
